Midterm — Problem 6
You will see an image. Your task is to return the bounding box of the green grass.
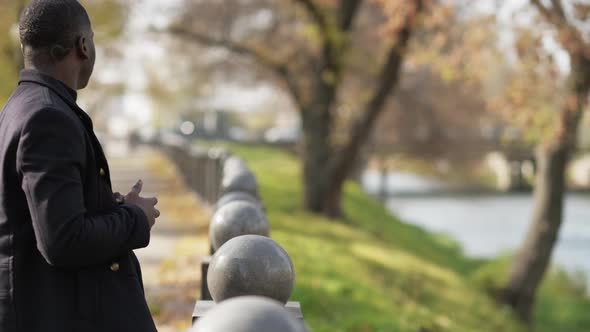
[221,143,590,332]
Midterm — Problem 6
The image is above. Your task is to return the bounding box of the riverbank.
[385,193,590,290]
[224,144,590,331]
[363,169,590,198]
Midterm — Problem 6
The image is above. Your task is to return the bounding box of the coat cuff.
[121,204,151,249]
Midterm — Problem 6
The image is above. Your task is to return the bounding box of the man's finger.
[131,180,143,195]
[149,197,158,205]
[113,192,125,203]
[154,209,161,218]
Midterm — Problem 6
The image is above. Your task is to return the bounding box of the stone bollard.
[192,155,308,330]
[201,156,264,300]
[209,201,269,252]
[221,156,259,197]
[151,142,308,329]
[194,236,305,328]
[215,191,260,211]
[221,169,259,198]
[191,296,308,332]
[201,201,269,300]
[207,235,294,304]
[223,156,250,176]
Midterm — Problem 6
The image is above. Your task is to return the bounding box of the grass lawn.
[217,143,590,332]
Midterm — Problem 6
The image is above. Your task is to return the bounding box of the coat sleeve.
[16,108,151,268]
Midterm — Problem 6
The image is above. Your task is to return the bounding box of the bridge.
[369,141,538,192]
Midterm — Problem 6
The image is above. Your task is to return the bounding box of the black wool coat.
[0,70,157,332]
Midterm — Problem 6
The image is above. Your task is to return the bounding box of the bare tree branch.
[288,0,343,119]
[169,27,281,69]
[167,26,306,113]
[530,0,566,27]
[328,1,423,184]
[550,0,566,19]
[339,0,363,31]
[277,66,307,114]
[292,0,329,34]
[530,0,588,57]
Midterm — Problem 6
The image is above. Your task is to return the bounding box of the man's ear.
[49,44,71,61]
[76,36,90,60]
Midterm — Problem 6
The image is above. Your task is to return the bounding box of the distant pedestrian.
[0,1,160,331]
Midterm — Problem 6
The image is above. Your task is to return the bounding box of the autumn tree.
[372,68,493,160]
[167,0,428,218]
[493,0,590,322]
[370,9,505,162]
[0,0,25,103]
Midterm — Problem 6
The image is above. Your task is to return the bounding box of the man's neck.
[24,62,79,91]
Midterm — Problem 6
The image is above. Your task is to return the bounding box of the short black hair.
[19,0,90,51]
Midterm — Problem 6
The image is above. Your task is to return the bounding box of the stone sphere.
[221,170,259,197]
[209,201,269,251]
[208,235,295,304]
[223,156,249,177]
[191,296,307,332]
[215,191,260,211]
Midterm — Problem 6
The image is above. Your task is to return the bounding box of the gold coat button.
[110,262,120,272]
[99,168,106,177]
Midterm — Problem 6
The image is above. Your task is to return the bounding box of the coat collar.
[18,69,93,130]
[19,69,78,103]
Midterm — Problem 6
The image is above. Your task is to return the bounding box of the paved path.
[105,141,210,331]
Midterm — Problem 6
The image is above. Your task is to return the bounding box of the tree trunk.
[298,0,421,219]
[500,53,590,322]
[301,107,342,218]
[500,143,568,322]
[302,174,343,219]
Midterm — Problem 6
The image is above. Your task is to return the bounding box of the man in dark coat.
[0,1,161,331]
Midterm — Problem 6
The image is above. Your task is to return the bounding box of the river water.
[362,171,590,286]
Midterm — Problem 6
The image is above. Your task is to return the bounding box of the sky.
[496,0,571,73]
[81,0,182,134]
[86,0,289,135]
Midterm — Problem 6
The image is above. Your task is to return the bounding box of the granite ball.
[223,156,249,177]
[221,170,259,197]
[209,201,269,251]
[208,235,295,304]
[215,191,260,211]
[191,296,307,332]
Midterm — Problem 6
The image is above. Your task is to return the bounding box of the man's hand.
[113,192,125,204]
[124,180,160,229]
